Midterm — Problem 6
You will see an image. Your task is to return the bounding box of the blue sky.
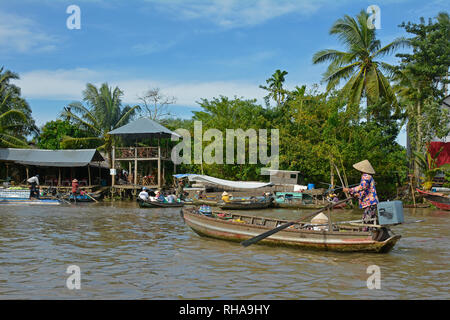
[1,0,449,146]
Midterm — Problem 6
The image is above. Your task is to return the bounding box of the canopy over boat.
[173,174,273,189]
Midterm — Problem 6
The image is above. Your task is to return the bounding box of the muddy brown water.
[0,202,448,299]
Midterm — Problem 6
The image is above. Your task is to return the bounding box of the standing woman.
[343,160,379,229]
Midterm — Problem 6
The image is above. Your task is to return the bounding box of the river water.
[0,202,448,299]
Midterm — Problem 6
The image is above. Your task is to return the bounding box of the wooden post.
[327,208,333,231]
[134,159,138,186]
[26,167,29,180]
[132,147,137,186]
[129,161,132,184]
[112,146,116,187]
[88,164,91,187]
[158,145,161,189]
[58,168,61,186]
[410,174,416,207]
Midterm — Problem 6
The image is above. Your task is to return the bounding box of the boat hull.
[192,199,220,206]
[182,210,400,253]
[417,189,450,211]
[219,201,271,210]
[0,198,61,205]
[138,199,184,208]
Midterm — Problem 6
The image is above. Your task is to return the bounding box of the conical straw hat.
[311,212,329,224]
[353,160,375,174]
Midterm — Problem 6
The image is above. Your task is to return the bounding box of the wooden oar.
[240,197,351,247]
[85,192,99,203]
[49,194,70,205]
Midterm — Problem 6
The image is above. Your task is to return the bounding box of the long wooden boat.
[137,198,184,208]
[182,208,401,253]
[66,193,102,203]
[218,199,272,210]
[192,198,220,206]
[0,198,61,205]
[417,189,450,211]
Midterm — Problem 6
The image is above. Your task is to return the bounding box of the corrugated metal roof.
[108,117,180,138]
[0,148,104,167]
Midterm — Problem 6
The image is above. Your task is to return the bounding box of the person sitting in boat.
[72,179,79,195]
[139,187,149,201]
[222,191,232,202]
[195,190,206,200]
[327,193,339,203]
[155,190,166,202]
[343,160,379,229]
[166,193,177,203]
[27,174,40,199]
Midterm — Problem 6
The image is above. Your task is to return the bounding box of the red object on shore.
[429,142,450,167]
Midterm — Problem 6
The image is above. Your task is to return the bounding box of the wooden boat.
[273,192,345,210]
[218,198,272,210]
[417,189,450,211]
[192,198,220,206]
[182,208,401,253]
[66,193,102,203]
[0,198,61,205]
[137,198,184,208]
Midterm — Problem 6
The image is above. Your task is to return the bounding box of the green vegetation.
[312,10,407,120]
[0,67,37,147]
[36,120,92,150]
[395,12,450,180]
[60,83,140,166]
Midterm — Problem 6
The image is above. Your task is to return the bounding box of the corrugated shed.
[0,148,104,167]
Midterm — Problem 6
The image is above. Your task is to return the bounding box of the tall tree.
[138,88,176,120]
[0,67,37,147]
[61,83,140,166]
[259,69,289,107]
[312,10,408,120]
[395,12,450,181]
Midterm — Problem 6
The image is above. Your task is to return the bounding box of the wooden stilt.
[112,146,116,187]
[158,145,161,189]
[88,164,91,187]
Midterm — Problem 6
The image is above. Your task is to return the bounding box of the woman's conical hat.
[353,160,375,174]
[311,212,329,224]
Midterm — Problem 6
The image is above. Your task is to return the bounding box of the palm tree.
[259,69,289,106]
[312,10,408,119]
[0,67,34,147]
[61,83,140,166]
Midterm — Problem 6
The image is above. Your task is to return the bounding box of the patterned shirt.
[348,174,379,208]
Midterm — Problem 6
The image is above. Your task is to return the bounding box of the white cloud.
[0,11,58,53]
[15,68,268,107]
[131,40,178,55]
[146,0,324,28]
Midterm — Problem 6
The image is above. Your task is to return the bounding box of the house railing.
[115,147,170,159]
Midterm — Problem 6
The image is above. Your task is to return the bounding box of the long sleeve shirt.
[348,174,379,209]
